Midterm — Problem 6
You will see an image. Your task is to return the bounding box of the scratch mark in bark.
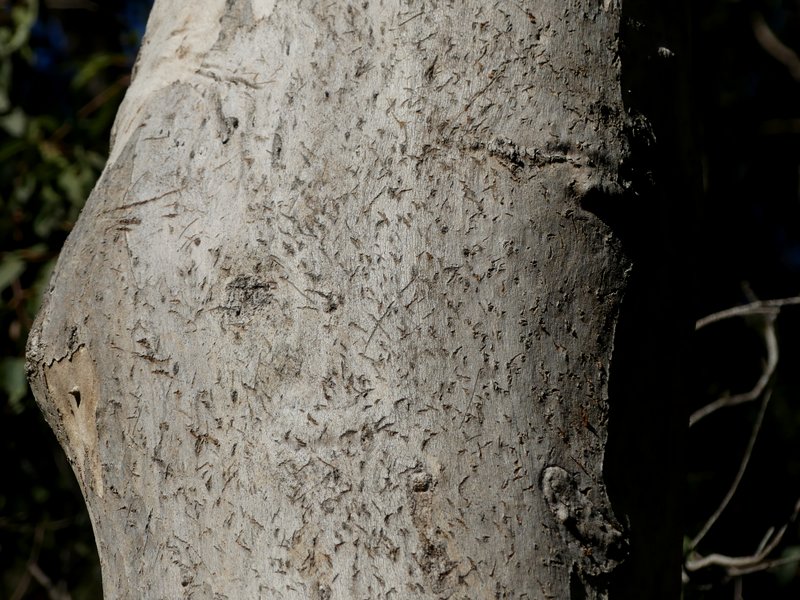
[365,300,395,351]
[110,187,184,212]
[196,68,265,89]
[461,367,483,426]
[396,10,424,28]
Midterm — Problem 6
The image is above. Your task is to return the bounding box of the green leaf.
[0,254,24,292]
[0,58,12,112]
[0,357,28,413]
[33,185,65,238]
[28,256,56,319]
[0,106,27,137]
[774,546,800,585]
[31,485,49,504]
[0,0,37,59]
[71,53,122,91]
[58,166,84,206]
[0,137,26,163]
[11,171,36,205]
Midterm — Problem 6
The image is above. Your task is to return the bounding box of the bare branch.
[27,563,72,600]
[696,296,800,330]
[691,315,778,426]
[9,522,46,600]
[689,387,772,550]
[686,497,800,575]
[752,12,800,81]
[687,527,780,572]
[687,295,800,588]
[729,553,800,577]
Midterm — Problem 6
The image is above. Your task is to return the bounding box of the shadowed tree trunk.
[26,1,688,598]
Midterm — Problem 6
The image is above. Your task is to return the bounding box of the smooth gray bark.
[27,1,679,598]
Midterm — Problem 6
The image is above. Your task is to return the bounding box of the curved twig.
[696,297,800,331]
[752,12,800,81]
[691,314,778,426]
[689,387,773,550]
[686,497,800,575]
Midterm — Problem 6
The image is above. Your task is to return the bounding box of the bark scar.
[541,465,626,576]
[43,346,104,498]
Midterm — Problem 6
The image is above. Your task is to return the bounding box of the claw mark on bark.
[365,300,395,351]
[111,187,184,212]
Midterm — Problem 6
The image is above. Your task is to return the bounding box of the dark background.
[691,1,800,598]
[1,0,799,597]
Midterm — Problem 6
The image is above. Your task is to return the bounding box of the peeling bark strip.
[26,2,666,598]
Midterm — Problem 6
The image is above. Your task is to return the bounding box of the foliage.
[0,1,151,597]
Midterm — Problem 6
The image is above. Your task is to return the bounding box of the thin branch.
[687,525,781,571]
[689,387,772,550]
[10,522,45,600]
[50,73,130,144]
[45,0,98,8]
[691,315,778,426]
[686,497,800,575]
[729,553,800,576]
[696,296,800,330]
[27,563,72,600]
[77,73,131,119]
[752,12,800,81]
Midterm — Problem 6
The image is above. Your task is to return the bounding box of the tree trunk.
[27,1,685,598]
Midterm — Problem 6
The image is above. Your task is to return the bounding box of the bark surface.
[27,1,665,598]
